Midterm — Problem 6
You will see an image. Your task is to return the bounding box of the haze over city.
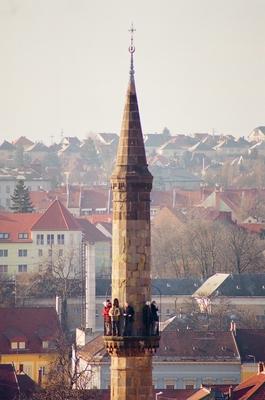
[1,0,265,144]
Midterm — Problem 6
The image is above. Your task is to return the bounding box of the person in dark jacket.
[151,300,159,335]
[142,301,152,336]
[123,302,135,336]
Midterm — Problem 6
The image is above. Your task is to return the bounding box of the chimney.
[258,362,265,374]
[228,385,233,399]
[230,320,236,336]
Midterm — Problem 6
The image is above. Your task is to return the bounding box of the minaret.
[104,25,159,400]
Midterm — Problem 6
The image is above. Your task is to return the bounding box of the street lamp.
[156,391,163,400]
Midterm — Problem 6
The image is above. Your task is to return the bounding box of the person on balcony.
[109,298,121,336]
[123,302,135,336]
[102,299,112,335]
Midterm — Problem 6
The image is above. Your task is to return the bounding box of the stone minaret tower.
[104,26,159,400]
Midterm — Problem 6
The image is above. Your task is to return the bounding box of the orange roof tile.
[85,214,112,224]
[240,223,265,234]
[0,213,41,243]
[31,199,81,231]
[232,371,265,399]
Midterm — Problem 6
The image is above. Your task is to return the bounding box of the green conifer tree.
[10,180,34,213]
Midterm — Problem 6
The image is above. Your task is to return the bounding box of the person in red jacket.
[102,299,112,335]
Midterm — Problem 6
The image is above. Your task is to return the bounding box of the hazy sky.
[0,0,265,144]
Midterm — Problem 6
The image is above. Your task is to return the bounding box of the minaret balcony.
[103,335,160,356]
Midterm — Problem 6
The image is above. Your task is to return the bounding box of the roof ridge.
[57,199,71,230]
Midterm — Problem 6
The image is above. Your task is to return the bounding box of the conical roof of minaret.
[112,46,152,179]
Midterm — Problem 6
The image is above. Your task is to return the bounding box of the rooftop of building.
[0,307,61,354]
[154,330,240,361]
[0,212,41,243]
[231,367,265,399]
[235,329,265,363]
[193,273,265,297]
[31,199,81,231]
[0,364,19,400]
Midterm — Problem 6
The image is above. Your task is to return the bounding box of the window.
[18,264,27,273]
[42,341,49,349]
[0,250,8,257]
[57,234,64,245]
[36,234,44,245]
[0,265,8,274]
[11,341,25,350]
[0,233,9,239]
[38,249,43,257]
[6,185,10,193]
[18,233,29,239]
[185,385,194,389]
[18,249,27,257]
[39,366,46,376]
[47,234,54,245]
[6,198,10,207]
[48,249,52,257]
[59,249,63,257]
[165,380,175,389]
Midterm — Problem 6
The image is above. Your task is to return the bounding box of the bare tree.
[223,225,265,274]
[151,216,191,277]
[187,220,222,279]
[31,336,100,400]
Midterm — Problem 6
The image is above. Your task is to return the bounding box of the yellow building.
[0,307,60,384]
[231,327,265,382]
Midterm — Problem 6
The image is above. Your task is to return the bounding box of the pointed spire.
[112,25,151,179]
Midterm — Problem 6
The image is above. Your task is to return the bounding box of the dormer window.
[0,233,9,239]
[18,233,29,239]
[42,340,49,349]
[11,341,26,349]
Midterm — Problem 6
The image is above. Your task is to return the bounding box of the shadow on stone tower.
[104,25,160,400]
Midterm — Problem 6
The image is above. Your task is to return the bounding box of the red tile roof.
[0,212,41,243]
[0,307,61,354]
[155,330,239,360]
[0,364,19,400]
[187,206,233,223]
[232,371,265,399]
[235,329,265,362]
[240,223,265,234]
[155,389,197,399]
[186,388,210,400]
[31,199,80,231]
[85,214,112,224]
[77,218,110,243]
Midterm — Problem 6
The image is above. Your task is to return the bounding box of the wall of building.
[0,352,57,384]
[79,360,240,390]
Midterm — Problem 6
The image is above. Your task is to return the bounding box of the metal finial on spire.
[128,23,136,78]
